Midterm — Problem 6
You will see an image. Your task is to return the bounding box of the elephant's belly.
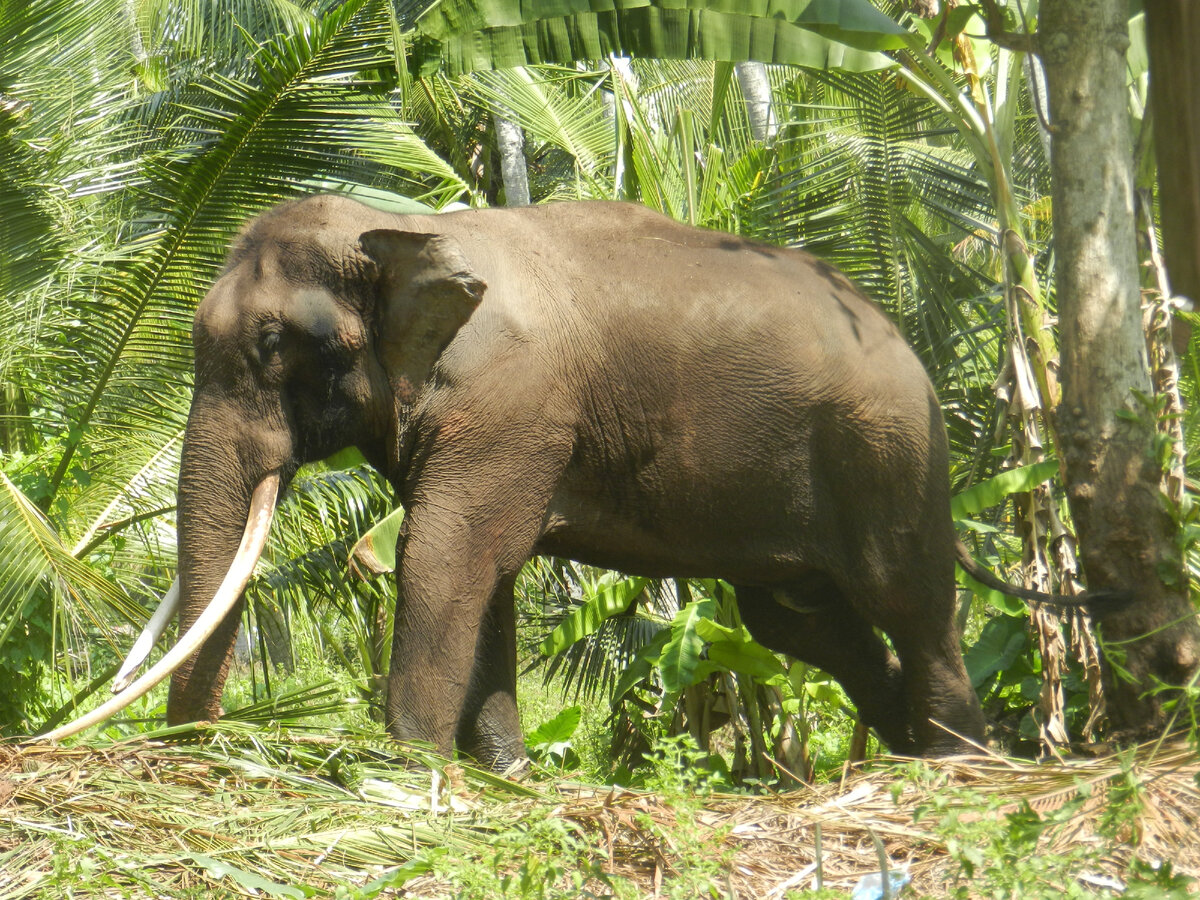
[536,486,818,583]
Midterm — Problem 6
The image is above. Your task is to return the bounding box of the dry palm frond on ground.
[1,725,1196,898]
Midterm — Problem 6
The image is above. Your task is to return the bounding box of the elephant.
[43,192,997,766]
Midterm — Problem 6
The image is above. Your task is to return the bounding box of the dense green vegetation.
[2,4,1199,892]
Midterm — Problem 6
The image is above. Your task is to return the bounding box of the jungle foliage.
[1,0,1197,784]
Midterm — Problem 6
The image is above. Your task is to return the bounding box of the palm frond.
[0,0,129,380]
[462,66,614,193]
[521,562,677,704]
[133,0,315,72]
[38,0,462,520]
[756,66,1015,471]
[0,473,146,731]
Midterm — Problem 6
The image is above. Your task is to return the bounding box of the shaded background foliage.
[0,0,1193,773]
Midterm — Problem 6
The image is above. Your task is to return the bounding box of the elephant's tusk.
[111,578,181,693]
[36,473,280,743]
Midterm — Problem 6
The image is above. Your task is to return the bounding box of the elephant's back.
[429,199,939,438]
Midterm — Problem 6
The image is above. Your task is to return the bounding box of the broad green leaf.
[804,680,844,706]
[957,567,1025,616]
[321,447,369,470]
[705,638,786,682]
[693,617,740,643]
[526,705,582,765]
[950,459,1061,520]
[413,0,899,75]
[694,610,786,681]
[964,614,1028,688]
[792,0,910,48]
[350,506,405,575]
[958,519,1000,534]
[526,705,582,747]
[537,575,649,656]
[185,854,306,898]
[658,597,715,692]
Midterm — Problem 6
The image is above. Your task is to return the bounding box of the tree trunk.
[495,115,530,207]
[734,61,776,142]
[1041,0,1200,737]
[1145,0,1199,352]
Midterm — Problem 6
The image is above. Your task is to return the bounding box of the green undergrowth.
[17,606,1199,899]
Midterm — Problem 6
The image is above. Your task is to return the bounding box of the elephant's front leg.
[383,497,544,765]
[455,572,524,770]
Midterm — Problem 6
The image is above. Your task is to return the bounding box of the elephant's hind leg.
[886,621,985,756]
[734,582,915,754]
[867,569,985,756]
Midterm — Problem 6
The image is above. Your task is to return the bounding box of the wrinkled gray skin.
[170,194,986,768]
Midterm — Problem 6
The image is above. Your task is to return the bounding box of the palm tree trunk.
[1041,0,1200,736]
[734,61,776,142]
[495,115,530,207]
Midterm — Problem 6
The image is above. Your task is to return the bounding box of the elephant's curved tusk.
[111,577,181,693]
[36,473,280,743]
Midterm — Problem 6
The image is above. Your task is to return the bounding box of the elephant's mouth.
[36,472,281,742]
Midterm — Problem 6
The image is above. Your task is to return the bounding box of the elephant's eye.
[258,329,283,359]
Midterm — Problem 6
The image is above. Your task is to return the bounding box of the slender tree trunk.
[1041,0,1200,737]
[495,116,530,207]
[734,61,776,142]
[1145,0,1199,352]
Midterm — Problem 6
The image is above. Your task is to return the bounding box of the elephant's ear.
[360,229,486,400]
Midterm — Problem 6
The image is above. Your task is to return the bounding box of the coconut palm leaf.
[0,0,474,733]
[0,0,128,379]
[41,0,463,527]
[520,560,678,704]
[753,66,1012,475]
[462,66,615,194]
[133,0,315,70]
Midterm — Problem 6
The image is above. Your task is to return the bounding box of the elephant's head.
[171,196,488,723]
[41,195,487,738]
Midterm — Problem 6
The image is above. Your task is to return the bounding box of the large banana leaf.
[410,0,904,74]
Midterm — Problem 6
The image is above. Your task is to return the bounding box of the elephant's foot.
[461,738,529,775]
[456,707,528,774]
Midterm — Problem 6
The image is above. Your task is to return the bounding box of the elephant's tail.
[954,539,1133,610]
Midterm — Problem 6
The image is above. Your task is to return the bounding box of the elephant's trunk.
[36,474,279,741]
[166,406,290,725]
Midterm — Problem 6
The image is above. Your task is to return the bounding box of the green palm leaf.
[463,66,614,189]
[754,66,1011,474]
[45,0,463,518]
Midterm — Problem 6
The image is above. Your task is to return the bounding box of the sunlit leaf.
[537,574,649,656]
[950,460,1061,520]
